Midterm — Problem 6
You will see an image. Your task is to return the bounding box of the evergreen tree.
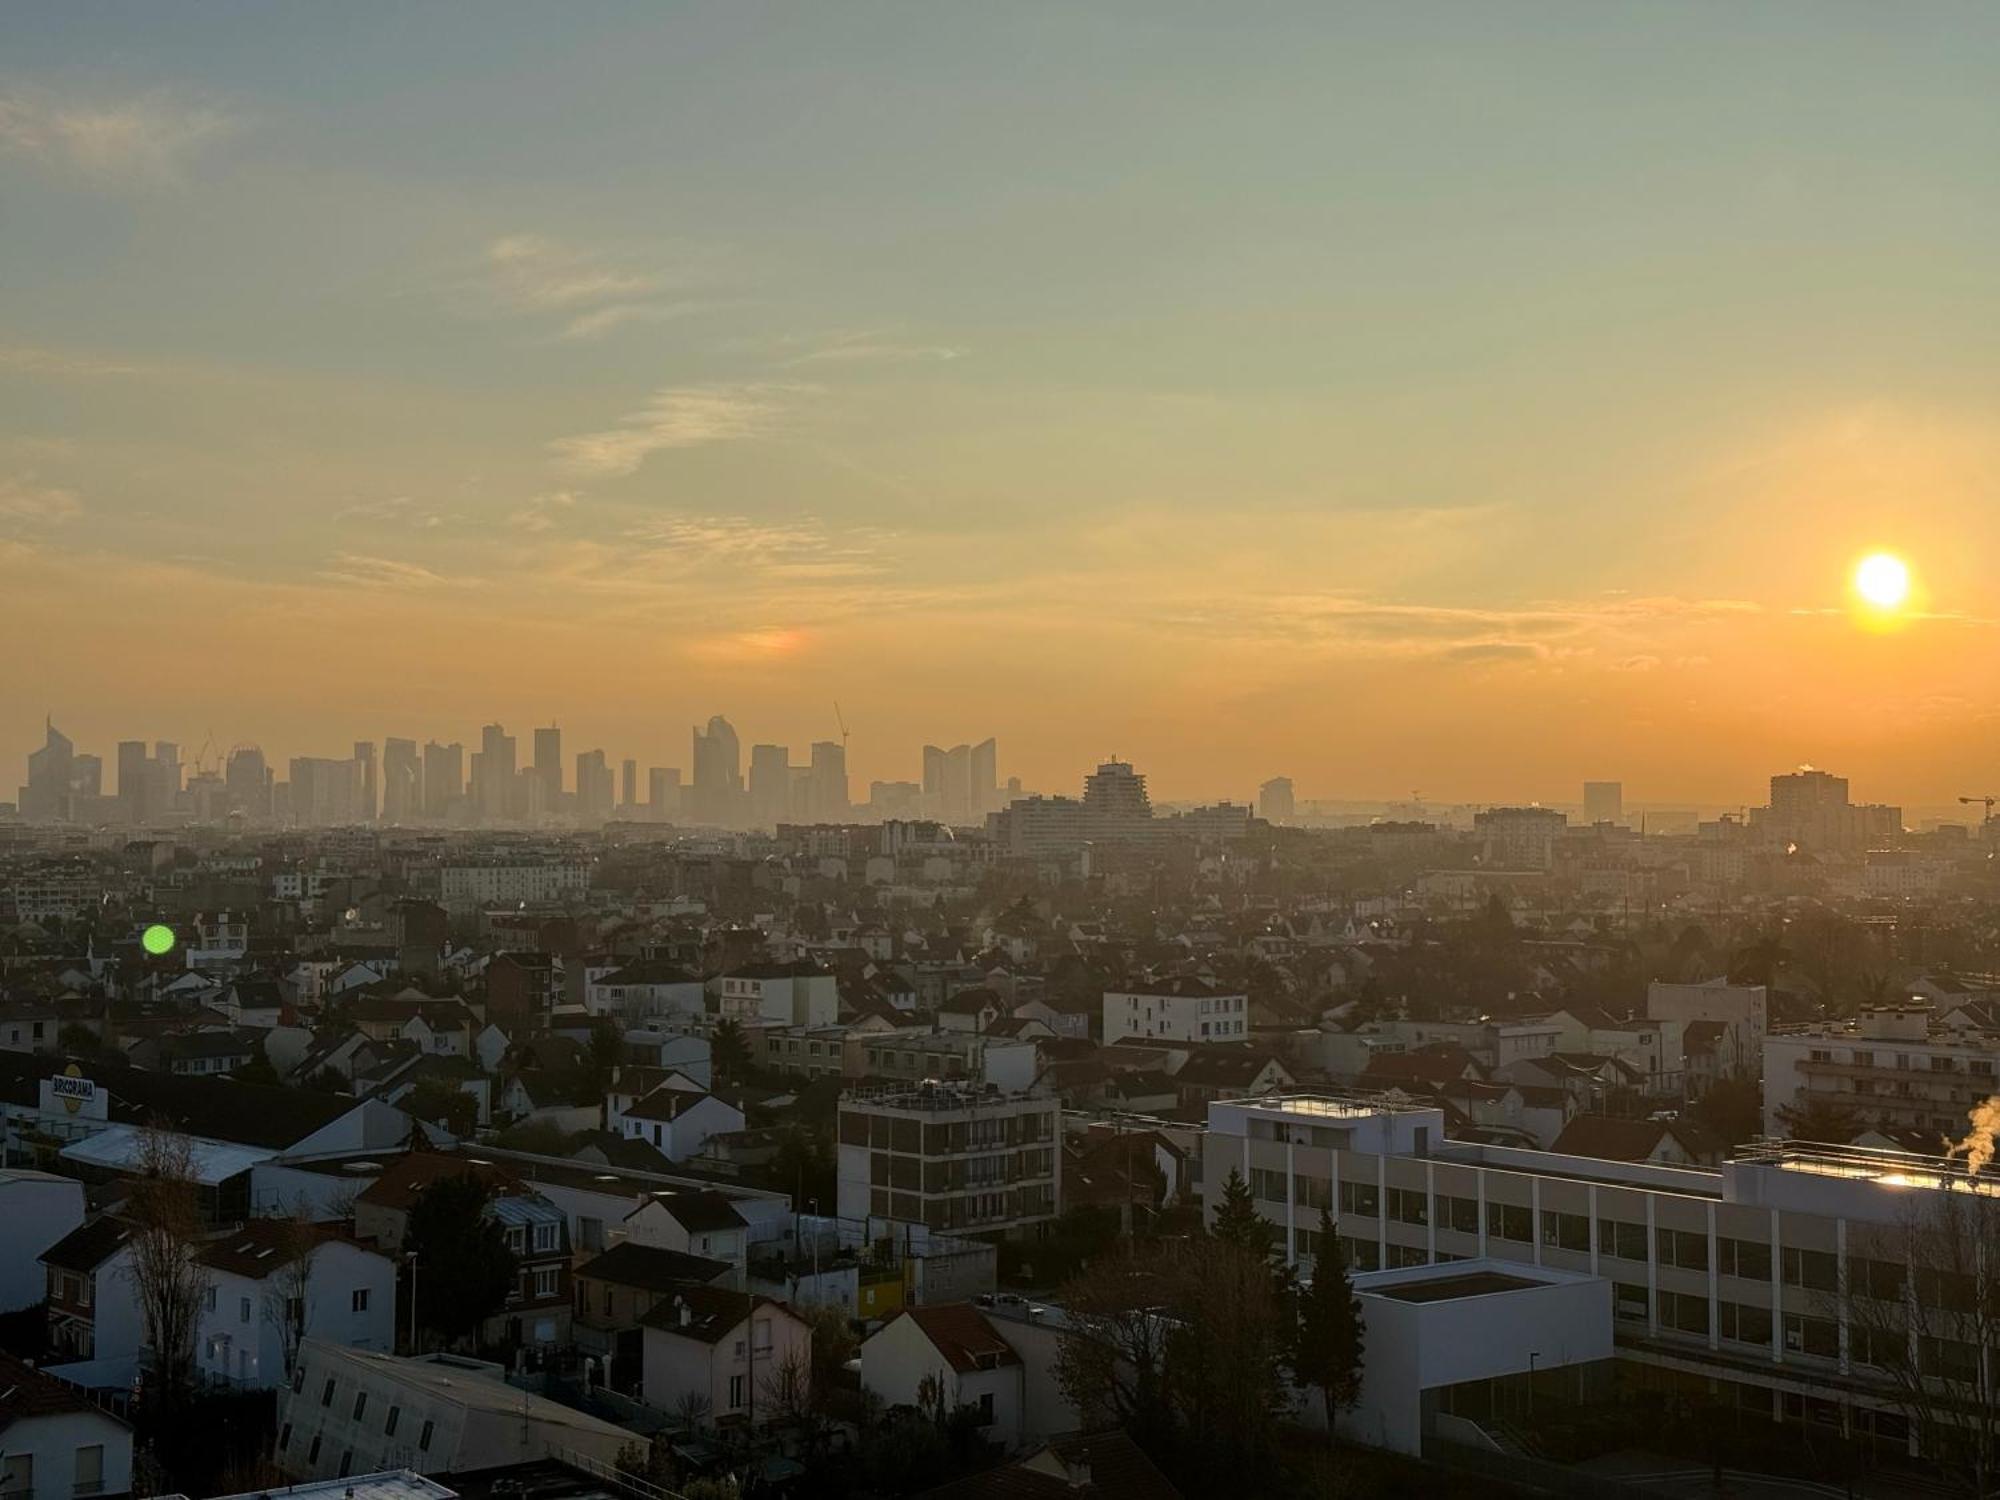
[1211,1166,1277,1259]
[405,1173,516,1347]
[1290,1206,1364,1442]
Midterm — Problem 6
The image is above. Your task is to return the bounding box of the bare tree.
[758,1345,814,1429]
[125,1121,212,1411]
[261,1207,323,1381]
[672,1389,714,1433]
[1841,1186,2000,1496]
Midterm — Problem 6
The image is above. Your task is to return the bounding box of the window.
[1292,1174,1332,1211]
[1613,1283,1648,1322]
[506,1226,524,1253]
[205,1286,218,1312]
[384,1406,400,1437]
[1338,1180,1379,1218]
[307,1437,322,1465]
[534,1267,558,1299]
[1338,1235,1380,1272]
[1484,1201,1532,1242]
[1717,1237,1771,1282]
[1249,1167,1287,1203]
[1540,1211,1589,1252]
[74,1445,104,1499]
[1784,1312,1838,1359]
[728,1374,746,1409]
[976,1392,995,1424]
[292,1364,306,1394]
[338,1452,353,1479]
[418,1420,434,1453]
[1782,1247,1837,1293]
[240,1296,252,1324]
[1659,1290,1709,1336]
[1441,1195,1480,1235]
[352,1289,371,1313]
[533,1222,558,1254]
[1598,1219,1647,1262]
[278,1425,292,1453]
[321,1377,337,1407]
[353,1391,368,1420]
[1,1454,30,1499]
[1718,1301,1771,1347]
[1655,1227,1708,1272]
[1386,1242,1427,1268]
[1849,1256,1904,1302]
[1388,1188,1429,1227]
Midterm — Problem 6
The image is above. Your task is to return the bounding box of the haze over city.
[8,4,2000,803]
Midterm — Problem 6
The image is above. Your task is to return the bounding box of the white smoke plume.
[1946,1097,2000,1177]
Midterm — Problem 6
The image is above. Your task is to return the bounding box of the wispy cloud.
[0,476,82,526]
[550,385,787,478]
[315,553,452,589]
[508,491,579,534]
[782,332,966,368]
[480,234,716,340]
[333,495,456,530]
[0,88,235,183]
[0,343,159,379]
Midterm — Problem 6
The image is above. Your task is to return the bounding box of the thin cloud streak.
[0,88,235,182]
[549,385,788,478]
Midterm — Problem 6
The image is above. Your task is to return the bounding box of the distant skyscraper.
[691,716,742,826]
[225,746,271,821]
[621,758,637,810]
[969,738,998,817]
[18,720,75,822]
[809,741,849,822]
[1082,759,1153,842]
[477,723,516,824]
[354,741,378,821]
[422,740,464,819]
[534,724,563,807]
[382,738,420,823]
[1258,776,1295,824]
[648,767,681,821]
[289,755,362,825]
[1583,780,1623,826]
[575,749,614,824]
[117,740,151,824]
[748,743,790,828]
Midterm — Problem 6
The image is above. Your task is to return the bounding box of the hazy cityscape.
[9,6,2000,1500]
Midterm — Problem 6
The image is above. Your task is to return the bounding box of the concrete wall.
[0,1173,85,1312]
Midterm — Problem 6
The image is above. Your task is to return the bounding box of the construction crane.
[1960,795,1997,825]
[833,701,850,754]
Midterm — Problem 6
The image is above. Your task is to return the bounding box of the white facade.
[618,1092,745,1162]
[1762,1007,1999,1138]
[1647,978,1767,1064]
[1102,984,1248,1044]
[0,1388,133,1500]
[639,1298,812,1424]
[196,1239,397,1389]
[860,1307,1025,1448]
[716,969,839,1028]
[437,861,588,915]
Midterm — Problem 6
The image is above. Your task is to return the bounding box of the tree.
[586,1020,623,1092]
[1838,1187,2000,1496]
[1688,1073,1764,1148]
[760,1125,836,1209]
[1289,1207,1364,1442]
[126,1122,211,1414]
[232,1054,280,1087]
[1210,1167,1278,1260]
[710,1019,752,1082]
[802,1302,858,1415]
[262,1208,322,1381]
[403,1173,515,1347]
[403,1078,477,1138]
[1776,1095,1861,1146]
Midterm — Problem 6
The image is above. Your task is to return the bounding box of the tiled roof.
[40,1215,131,1272]
[890,1303,1019,1374]
[574,1241,733,1292]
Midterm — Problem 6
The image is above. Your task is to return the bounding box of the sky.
[5,2,2000,809]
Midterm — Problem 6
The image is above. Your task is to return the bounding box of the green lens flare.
[141,924,176,956]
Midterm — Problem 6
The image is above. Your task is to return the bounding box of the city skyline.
[7,5,2000,803]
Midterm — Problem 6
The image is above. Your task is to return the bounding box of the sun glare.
[1853,552,1911,611]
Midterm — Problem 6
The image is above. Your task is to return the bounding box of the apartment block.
[837,1084,1060,1239]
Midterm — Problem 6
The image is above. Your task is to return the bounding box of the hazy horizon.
[8,3,2000,805]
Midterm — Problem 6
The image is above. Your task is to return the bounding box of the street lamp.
[405,1250,419,1353]
[1527,1350,1540,1418]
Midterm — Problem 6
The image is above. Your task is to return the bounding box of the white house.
[40,1219,143,1389]
[587,963,705,1024]
[621,1193,749,1269]
[860,1304,1024,1448]
[0,1351,133,1500]
[715,963,839,1028]
[1102,978,1249,1045]
[637,1287,811,1425]
[617,1088,745,1163]
[195,1222,398,1389]
[0,1170,86,1312]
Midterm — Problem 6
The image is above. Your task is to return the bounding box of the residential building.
[836,1084,1060,1238]
[716,962,838,1028]
[615,1087,743,1162]
[0,1170,85,1311]
[40,1218,138,1377]
[1762,1004,2000,1139]
[1472,806,1567,870]
[195,1222,397,1389]
[861,1303,1023,1447]
[1257,776,1295,824]
[637,1287,811,1425]
[0,1350,133,1500]
[1102,978,1249,1045]
[569,1242,735,1375]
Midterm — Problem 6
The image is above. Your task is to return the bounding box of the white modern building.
[715,963,839,1028]
[274,1341,633,1480]
[1762,1003,1999,1138]
[436,861,588,915]
[195,1222,398,1389]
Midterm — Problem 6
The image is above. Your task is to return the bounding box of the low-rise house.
[862,1303,1023,1447]
[620,1192,750,1269]
[570,1241,735,1380]
[0,1349,133,1500]
[637,1287,811,1424]
[0,1169,87,1312]
[616,1087,745,1163]
[1547,1114,1724,1167]
[195,1220,398,1389]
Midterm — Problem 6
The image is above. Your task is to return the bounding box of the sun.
[1853,552,1911,610]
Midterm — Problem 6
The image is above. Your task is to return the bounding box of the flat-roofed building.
[837,1083,1059,1239]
